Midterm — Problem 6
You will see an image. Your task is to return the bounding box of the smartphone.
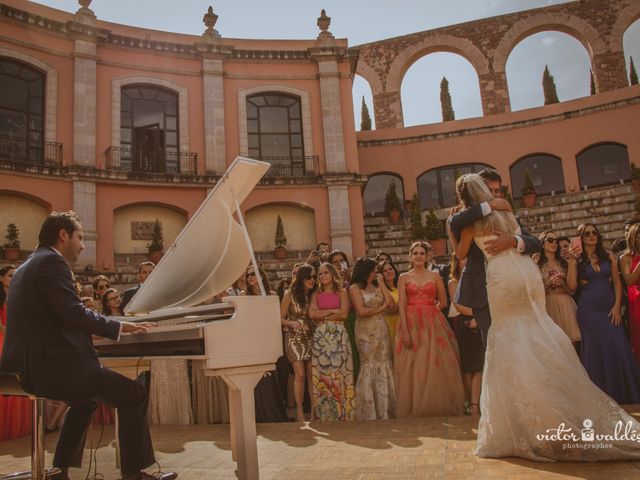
[569,236,582,255]
[340,261,348,271]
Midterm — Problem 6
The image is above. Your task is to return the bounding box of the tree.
[542,65,559,105]
[409,194,423,240]
[423,209,445,241]
[360,96,372,130]
[589,69,596,95]
[384,181,402,213]
[4,223,20,249]
[440,76,455,121]
[630,56,639,86]
[521,170,536,196]
[274,215,287,247]
[147,219,163,252]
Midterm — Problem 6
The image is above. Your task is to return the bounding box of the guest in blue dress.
[567,223,640,405]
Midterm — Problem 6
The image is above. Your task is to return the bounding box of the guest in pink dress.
[395,242,465,418]
[621,223,640,364]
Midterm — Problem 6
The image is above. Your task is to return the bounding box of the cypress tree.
[542,65,560,105]
[589,69,596,95]
[630,56,639,86]
[440,76,455,121]
[360,96,372,130]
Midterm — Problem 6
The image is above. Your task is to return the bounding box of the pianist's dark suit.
[0,246,155,474]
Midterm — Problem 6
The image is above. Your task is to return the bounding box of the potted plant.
[147,219,164,263]
[521,169,537,208]
[384,181,402,224]
[423,209,447,257]
[631,162,640,192]
[501,185,516,212]
[274,215,288,260]
[409,194,424,240]
[3,223,20,261]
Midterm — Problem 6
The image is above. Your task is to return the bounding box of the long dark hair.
[449,253,462,281]
[576,223,609,265]
[536,231,567,270]
[350,257,377,289]
[376,260,398,288]
[245,266,271,296]
[102,288,121,315]
[290,264,315,307]
[0,264,16,308]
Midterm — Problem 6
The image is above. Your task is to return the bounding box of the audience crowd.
[1,199,639,438]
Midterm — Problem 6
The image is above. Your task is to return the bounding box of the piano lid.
[124,156,270,314]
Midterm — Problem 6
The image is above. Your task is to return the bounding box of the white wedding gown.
[475,235,640,461]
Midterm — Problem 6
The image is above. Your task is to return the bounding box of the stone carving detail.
[317,9,334,43]
[202,6,221,42]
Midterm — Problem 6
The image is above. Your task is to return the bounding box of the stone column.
[325,177,354,260]
[372,91,404,129]
[593,50,629,93]
[73,180,97,269]
[69,4,99,167]
[479,70,511,115]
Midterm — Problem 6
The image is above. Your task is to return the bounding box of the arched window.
[576,143,630,189]
[246,93,305,175]
[510,154,565,198]
[0,58,45,164]
[363,174,404,215]
[417,163,491,209]
[120,85,179,173]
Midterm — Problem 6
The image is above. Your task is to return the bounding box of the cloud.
[541,36,557,46]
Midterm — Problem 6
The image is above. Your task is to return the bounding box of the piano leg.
[206,364,272,480]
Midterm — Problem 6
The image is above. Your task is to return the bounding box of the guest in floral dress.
[309,263,355,421]
[620,223,640,365]
[349,257,396,420]
[280,264,316,422]
[395,242,465,418]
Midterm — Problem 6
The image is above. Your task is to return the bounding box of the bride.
[449,173,640,462]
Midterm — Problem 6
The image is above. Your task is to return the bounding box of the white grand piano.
[94,157,282,480]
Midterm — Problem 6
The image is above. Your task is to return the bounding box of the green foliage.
[409,194,424,240]
[4,223,20,249]
[501,185,516,211]
[440,76,455,121]
[360,96,372,131]
[423,209,445,241]
[631,57,639,86]
[384,181,402,212]
[590,69,596,95]
[521,170,536,196]
[275,215,287,247]
[147,219,164,252]
[543,65,559,105]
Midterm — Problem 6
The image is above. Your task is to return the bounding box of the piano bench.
[0,372,61,480]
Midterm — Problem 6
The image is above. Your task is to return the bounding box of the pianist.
[0,211,177,480]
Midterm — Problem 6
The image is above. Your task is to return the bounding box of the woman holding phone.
[567,223,640,405]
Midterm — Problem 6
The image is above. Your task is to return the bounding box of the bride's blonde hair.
[456,174,518,236]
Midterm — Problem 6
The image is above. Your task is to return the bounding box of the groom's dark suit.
[0,246,155,474]
[449,205,540,346]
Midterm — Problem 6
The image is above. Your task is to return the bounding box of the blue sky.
[36,0,640,128]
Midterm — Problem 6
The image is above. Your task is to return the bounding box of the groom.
[448,169,541,347]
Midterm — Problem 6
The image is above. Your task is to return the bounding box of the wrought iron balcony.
[0,133,62,166]
[105,146,198,175]
[260,155,319,177]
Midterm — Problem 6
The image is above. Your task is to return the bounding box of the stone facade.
[355,0,638,128]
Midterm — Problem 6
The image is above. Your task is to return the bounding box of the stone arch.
[509,153,565,197]
[363,172,405,215]
[237,85,313,158]
[610,2,640,52]
[0,191,50,252]
[111,76,190,154]
[417,162,493,210]
[244,202,317,252]
[493,12,607,75]
[0,47,57,143]
[386,34,490,93]
[112,202,188,254]
[575,141,631,189]
[355,60,383,95]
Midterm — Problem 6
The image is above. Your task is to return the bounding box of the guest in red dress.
[621,223,640,365]
[0,264,32,441]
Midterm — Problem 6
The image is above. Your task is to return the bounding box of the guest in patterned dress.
[395,242,465,418]
[309,263,355,421]
[280,264,316,422]
[377,260,399,348]
[349,257,396,420]
[620,223,640,365]
[533,231,581,346]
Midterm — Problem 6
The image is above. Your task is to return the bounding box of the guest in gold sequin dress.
[280,264,316,422]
